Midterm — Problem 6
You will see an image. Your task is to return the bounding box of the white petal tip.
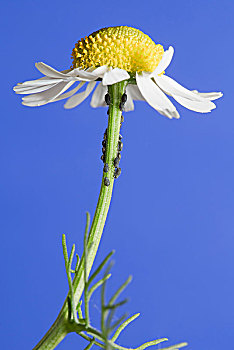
[192,90,223,101]
[168,46,175,53]
[22,102,35,107]
[64,104,72,110]
[162,109,180,119]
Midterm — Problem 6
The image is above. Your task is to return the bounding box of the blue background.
[1,0,233,349]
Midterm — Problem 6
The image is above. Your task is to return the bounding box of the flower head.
[13,26,222,118]
[72,26,164,73]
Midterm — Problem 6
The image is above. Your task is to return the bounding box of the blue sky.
[1,1,233,349]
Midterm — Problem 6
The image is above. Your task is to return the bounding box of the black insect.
[103,163,109,173]
[121,93,127,104]
[114,157,120,167]
[119,134,123,140]
[105,93,111,105]
[117,141,123,152]
[119,101,125,111]
[101,129,108,163]
[104,177,110,186]
[107,108,110,115]
[114,167,121,179]
[121,115,124,124]
[119,93,127,111]
[117,152,121,160]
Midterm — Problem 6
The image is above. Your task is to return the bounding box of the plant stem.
[33,80,128,350]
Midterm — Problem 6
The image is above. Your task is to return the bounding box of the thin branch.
[111,313,140,342]
[84,212,91,327]
[77,300,83,320]
[87,251,114,288]
[88,274,111,300]
[159,342,188,350]
[83,338,95,350]
[108,337,168,350]
[62,235,78,323]
[108,276,132,306]
[78,332,105,349]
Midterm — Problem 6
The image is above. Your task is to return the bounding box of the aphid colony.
[101,92,127,186]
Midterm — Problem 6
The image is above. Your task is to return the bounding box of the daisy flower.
[13,26,222,119]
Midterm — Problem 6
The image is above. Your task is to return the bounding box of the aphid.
[121,115,124,123]
[114,167,122,179]
[104,177,110,186]
[101,155,105,161]
[119,134,123,140]
[119,101,125,111]
[107,109,109,115]
[117,152,121,160]
[114,157,120,167]
[119,93,127,111]
[103,163,109,173]
[102,140,106,146]
[121,93,127,104]
[102,147,106,153]
[118,141,123,152]
[105,93,111,105]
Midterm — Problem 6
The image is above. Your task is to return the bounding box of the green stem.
[33,80,128,350]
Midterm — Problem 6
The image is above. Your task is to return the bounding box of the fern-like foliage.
[62,212,188,350]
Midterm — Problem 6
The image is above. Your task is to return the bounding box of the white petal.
[151,46,174,76]
[92,65,108,78]
[69,68,97,81]
[136,73,179,119]
[36,63,98,82]
[192,90,223,101]
[68,66,108,81]
[52,82,85,102]
[154,75,206,102]
[172,94,216,113]
[22,81,74,106]
[14,78,62,89]
[124,93,134,111]
[13,83,58,94]
[126,84,145,101]
[64,81,96,109]
[102,68,130,85]
[90,83,107,108]
[35,62,72,79]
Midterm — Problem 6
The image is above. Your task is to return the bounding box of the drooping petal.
[35,62,72,79]
[68,68,98,81]
[126,85,145,101]
[172,94,216,113]
[52,82,86,102]
[67,66,107,82]
[192,90,223,101]
[124,93,134,111]
[36,63,102,82]
[136,73,179,119]
[102,68,130,86]
[90,83,107,108]
[13,83,58,94]
[13,78,62,89]
[154,75,206,102]
[151,46,174,76]
[22,81,74,106]
[64,81,96,109]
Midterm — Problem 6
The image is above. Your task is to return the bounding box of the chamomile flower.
[13,26,222,118]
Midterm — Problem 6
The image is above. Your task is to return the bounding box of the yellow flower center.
[71,26,164,74]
